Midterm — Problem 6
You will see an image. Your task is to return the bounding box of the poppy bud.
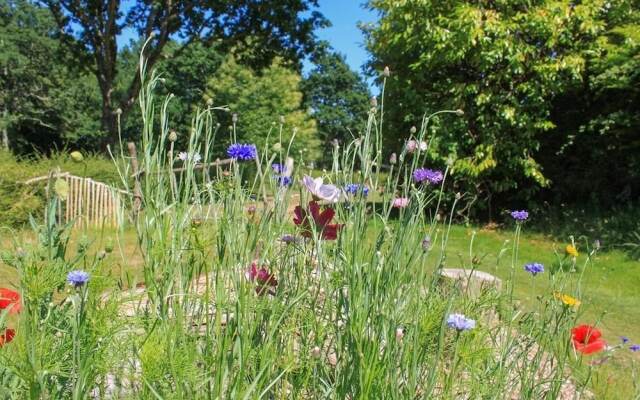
[206,98,213,106]
[383,66,390,77]
[455,109,464,116]
[232,113,238,124]
[410,126,417,134]
[70,151,84,163]
[389,152,397,165]
[168,130,178,142]
[272,142,282,152]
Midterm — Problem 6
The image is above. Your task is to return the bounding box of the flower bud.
[455,109,464,116]
[168,130,178,142]
[405,140,417,154]
[70,151,84,163]
[311,346,321,359]
[206,98,214,106]
[419,141,427,151]
[395,327,404,341]
[232,113,238,124]
[383,66,390,77]
[279,115,285,124]
[410,126,417,134]
[272,142,282,152]
[389,152,397,165]
[104,239,114,253]
[370,96,378,108]
[115,108,122,115]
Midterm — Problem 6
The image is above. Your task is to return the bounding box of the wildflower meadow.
[1,48,638,400]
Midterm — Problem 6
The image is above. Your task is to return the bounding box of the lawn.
[1,221,638,398]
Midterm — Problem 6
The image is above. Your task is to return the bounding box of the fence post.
[127,142,143,217]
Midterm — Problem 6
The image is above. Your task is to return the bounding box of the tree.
[301,43,371,163]
[41,0,327,148]
[540,4,640,206]
[363,0,609,216]
[0,0,101,154]
[204,56,320,161]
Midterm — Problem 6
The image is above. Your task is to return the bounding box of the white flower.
[178,152,201,163]
[302,175,342,203]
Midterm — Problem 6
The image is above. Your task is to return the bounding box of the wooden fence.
[24,172,125,228]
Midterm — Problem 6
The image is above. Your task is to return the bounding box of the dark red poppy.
[0,288,21,314]
[572,325,606,354]
[0,328,15,347]
[293,201,342,240]
[246,263,277,295]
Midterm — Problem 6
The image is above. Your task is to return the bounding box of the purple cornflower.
[227,143,257,161]
[446,313,476,332]
[272,163,285,174]
[413,168,443,185]
[510,210,529,221]
[67,270,90,287]
[524,262,544,276]
[344,184,369,197]
[280,234,298,244]
[276,176,292,187]
[630,344,640,352]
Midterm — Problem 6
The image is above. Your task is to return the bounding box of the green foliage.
[204,56,321,160]
[301,44,371,163]
[363,0,632,213]
[0,0,102,154]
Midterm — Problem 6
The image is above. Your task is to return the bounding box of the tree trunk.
[101,104,119,149]
[1,107,8,150]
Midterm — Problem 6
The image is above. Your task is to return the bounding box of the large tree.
[204,56,320,161]
[41,0,327,147]
[363,0,612,215]
[0,0,102,153]
[302,43,371,164]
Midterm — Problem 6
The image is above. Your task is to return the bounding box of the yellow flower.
[565,244,579,258]
[554,292,581,308]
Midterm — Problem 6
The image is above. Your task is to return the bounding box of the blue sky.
[117,1,377,88]
[306,1,377,84]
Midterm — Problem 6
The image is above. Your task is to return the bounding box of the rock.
[439,268,502,299]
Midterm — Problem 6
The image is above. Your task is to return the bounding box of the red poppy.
[0,328,15,347]
[572,325,606,354]
[0,288,21,314]
[246,263,277,295]
[293,201,342,240]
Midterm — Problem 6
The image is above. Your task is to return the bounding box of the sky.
[116,1,378,88]
[305,1,378,86]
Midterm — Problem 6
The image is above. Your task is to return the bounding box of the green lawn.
[1,223,638,398]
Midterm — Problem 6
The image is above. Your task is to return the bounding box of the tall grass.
[0,49,631,399]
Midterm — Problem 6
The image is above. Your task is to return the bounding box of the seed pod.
[70,151,84,163]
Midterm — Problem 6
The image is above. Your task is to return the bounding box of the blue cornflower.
[413,168,443,185]
[446,313,476,332]
[621,336,630,344]
[272,163,285,174]
[67,270,90,287]
[524,262,544,276]
[276,176,292,187]
[344,183,369,197]
[227,143,257,161]
[630,344,640,352]
[510,210,529,221]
